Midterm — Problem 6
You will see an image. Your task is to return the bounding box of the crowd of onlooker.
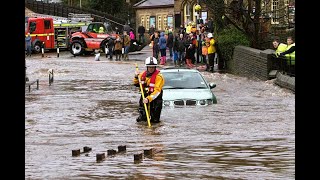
[138,18,217,72]
[103,19,218,72]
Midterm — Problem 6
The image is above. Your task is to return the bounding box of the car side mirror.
[209,83,216,89]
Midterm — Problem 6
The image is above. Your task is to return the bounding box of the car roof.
[160,67,200,73]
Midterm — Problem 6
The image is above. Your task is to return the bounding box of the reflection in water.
[26,55,294,179]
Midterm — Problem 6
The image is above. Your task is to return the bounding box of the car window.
[162,71,208,89]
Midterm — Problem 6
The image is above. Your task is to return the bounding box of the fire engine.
[25,16,91,53]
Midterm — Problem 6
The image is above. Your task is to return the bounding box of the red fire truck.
[25,16,90,53]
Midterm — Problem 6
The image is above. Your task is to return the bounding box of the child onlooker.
[114,34,123,61]
[159,32,167,65]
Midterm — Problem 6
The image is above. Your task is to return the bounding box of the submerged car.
[160,68,217,106]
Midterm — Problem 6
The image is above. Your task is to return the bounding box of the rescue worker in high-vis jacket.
[280,36,295,66]
[133,56,165,123]
[272,39,287,56]
[271,39,288,70]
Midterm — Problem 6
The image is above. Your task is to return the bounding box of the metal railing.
[25,0,126,29]
[271,55,295,77]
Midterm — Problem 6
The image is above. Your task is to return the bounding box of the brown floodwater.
[25,51,295,179]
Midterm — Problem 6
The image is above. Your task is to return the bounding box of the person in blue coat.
[158,32,167,65]
[25,33,32,57]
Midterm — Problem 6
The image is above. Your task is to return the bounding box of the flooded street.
[25,50,295,179]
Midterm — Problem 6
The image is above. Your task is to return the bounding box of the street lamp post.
[195,3,202,64]
[126,0,131,25]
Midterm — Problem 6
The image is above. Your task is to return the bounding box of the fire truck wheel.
[70,40,85,56]
[33,42,42,54]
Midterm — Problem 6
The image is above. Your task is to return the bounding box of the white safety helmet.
[207,33,213,38]
[145,56,158,67]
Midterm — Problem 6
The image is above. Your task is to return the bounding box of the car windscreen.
[162,71,208,89]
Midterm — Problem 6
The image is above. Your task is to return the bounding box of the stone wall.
[231,45,274,81]
[230,45,295,92]
[25,7,35,16]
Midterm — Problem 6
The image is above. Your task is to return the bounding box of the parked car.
[160,68,217,106]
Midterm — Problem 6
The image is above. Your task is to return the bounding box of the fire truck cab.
[25,17,88,53]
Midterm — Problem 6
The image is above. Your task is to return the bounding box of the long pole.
[135,63,151,127]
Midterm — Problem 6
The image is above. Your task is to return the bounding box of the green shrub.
[216,26,250,69]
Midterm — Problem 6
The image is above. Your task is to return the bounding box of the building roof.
[133,0,174,8]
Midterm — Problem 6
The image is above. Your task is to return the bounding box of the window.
[184,3,191,24]
[140,16,144,28]
[271,0,279,24]
[146,16,150,30]
[167,15,173,28]
[163,15,167,29]
[158,15,162,30]
[150,16,156,30]
[193,4,197,22]
[288,5,295,23]
[201,11,207,23]
[44,20,51,29]
[87,23,100,33]
[29,21,36,33]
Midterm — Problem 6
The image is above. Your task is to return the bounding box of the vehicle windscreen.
[162,71,208,89]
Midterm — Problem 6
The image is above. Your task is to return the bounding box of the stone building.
[133,0,174,33]
[173,0,210,28]
[133,0,294,34]
[133,0,212,33]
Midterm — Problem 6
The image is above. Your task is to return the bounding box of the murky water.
[25,51,295,179]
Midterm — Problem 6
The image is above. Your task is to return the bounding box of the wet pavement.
[25,47,295,179]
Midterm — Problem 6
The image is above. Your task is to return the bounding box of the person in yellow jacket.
[133,56,165,123]
[280,36,295,66]
[272,39,287,57]
[186,22,192,34]
[98,26,105,33]
[272,39,288,71]
[206,33,216,72]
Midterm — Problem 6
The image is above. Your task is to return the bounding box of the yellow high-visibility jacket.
[133,70,165,103]
[207,38,216,54]
[285,43,295,64]
[275,43,287,55]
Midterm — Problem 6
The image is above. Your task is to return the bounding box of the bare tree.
[203,0,265,48]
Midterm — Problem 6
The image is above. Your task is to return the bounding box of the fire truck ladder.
[68,13,93,22]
